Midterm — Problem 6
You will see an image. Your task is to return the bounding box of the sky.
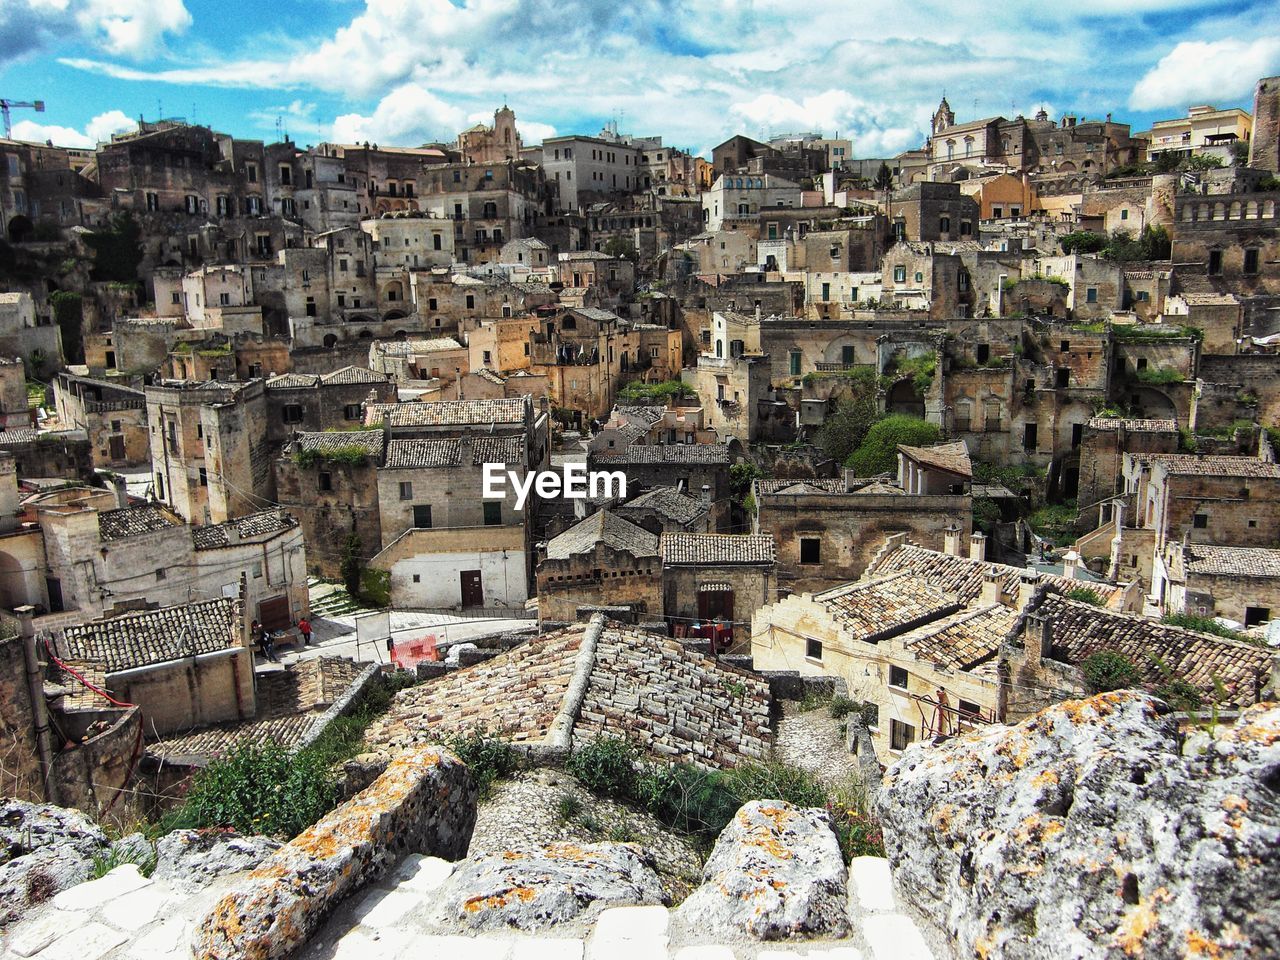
[0,0,1276,159]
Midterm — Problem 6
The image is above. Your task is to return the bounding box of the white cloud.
[332,83,466,144]
[1129,36,1280,109]
[54,0,1265,157]
[1,0,190,61]
[10,109,135,148]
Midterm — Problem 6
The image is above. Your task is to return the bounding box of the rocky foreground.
[1,691,1276,959]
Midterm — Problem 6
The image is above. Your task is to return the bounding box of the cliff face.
[876,691,1280,960]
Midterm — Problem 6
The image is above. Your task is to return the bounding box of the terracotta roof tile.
[898,440,972,478]
[385,398,528,428]
[293,430,386,459]
[319,366,389,385]
[98,504,184,541]
[594,443,730,465]
[903,603,1018,671]
[815,572,961,642]
[1182,545,1280,579]
[546,511,659,560]
[193,510,297,549]
[59,598,238,673]
[660,533,775,565]
[383,439,462,469]
[1087,417,1178,432]
[617,487,706,526]
[1038,593,1272,707]
[1147,455,1280,479]
[472,436,525,465]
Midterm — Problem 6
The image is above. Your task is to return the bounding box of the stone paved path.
[773,703,862,788]
[1,857,938,960]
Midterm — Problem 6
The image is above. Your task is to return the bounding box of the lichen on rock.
[876,691,1280,960]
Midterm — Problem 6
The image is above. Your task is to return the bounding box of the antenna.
[0,98,45,140]
[157,99,163,121]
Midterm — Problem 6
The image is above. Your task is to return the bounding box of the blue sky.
[1,0,1277,158]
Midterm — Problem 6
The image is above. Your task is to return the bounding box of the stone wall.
[0,633,42,802]
[194,745,477,959]
[108,648,256,738]
[573,629,772,767]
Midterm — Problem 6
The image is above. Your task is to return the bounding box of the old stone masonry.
[3,692,1278,959]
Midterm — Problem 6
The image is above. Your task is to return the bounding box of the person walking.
[258,621,279,663]
[297,616,312,646]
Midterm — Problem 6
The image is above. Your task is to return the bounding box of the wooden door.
[108,435,126,462]
[460,570,483,608]
[258,595,290,630]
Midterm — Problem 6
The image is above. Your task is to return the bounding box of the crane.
[1,99,45,140]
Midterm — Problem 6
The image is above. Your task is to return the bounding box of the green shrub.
[828,696,857,720]
[1161,612,1244,641]
[892,353,936,394]
[617,379,690,405]
[1134,366,1183,385]
[161,741,338,838]
[556,792,583,824]
[972,497,1001,534]
[1080,651,1142,693]
[1060,231,1107,255]
[1065,587,1105,606]
[90,841,157,879]
[360,568,390,607]
[847,415,941,476]
[1155,678,1204,711]
[566,737,638,799]
[444,727,520,800]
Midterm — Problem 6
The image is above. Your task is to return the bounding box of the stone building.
[366,615,771,769]
[1249,75,1280,172]
[1160,542,1280,628]
[536,510,661,623]
[659,532,776,650]
[1073,417,1180,531]
[752,536,1142,762]
[589,443,732,529]
[529,134,644,212]
[752,442,973,595]
[55,373,148,470]
[145,378,272,523]
[888,182,979,242]
[275,430,386,580]
[457,106,523,164]
[614,486,711,534]
[52,597,253,737]
[701,174,804,232]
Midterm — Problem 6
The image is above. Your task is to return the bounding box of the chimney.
[980,569,1004,606]
[1017,573,1040,611]
[1061,549,1082,580]
[943,523,963,557]
[111,474,129,510]
[701,484,712,508]
[1026,611,1054,661]
[969,531,987,562]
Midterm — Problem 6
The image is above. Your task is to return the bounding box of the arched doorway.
[7,216,33,244]
[886,378,925,418]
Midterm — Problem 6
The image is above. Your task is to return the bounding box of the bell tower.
[932,97,955,136]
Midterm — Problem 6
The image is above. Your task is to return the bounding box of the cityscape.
[0,2,1277,958]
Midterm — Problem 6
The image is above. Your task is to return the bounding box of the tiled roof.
[617,487,706,525]
[1182,544,1280,579]
[98,504,184,541]
[374,337,464,357]
[595,443,730,465]
[1178,292,1239,305]
[0,428,39,446]
[546,510,660,560]
[756,479,845,495]
[383,438,462,469]
[815,572,961,642]
[472,368,505,384]
[869,543,1128,609]
[266,372,320,389]
[850,480,904,495]
[472,436,525,465]
[903,603,1018,671]
[192,510,297,549]
[294,430,386,458]
[601,423,648,448]
[59,598,238,673]
[320,366,388,385]
[614,405,666,426]
[660,533,775,565]
[385,398,527,428]
[1147,455,1280,479]
[1087,417,1178,433]
[366,628,585,747]
[899,440,972,478]
[1037,593,1272,707]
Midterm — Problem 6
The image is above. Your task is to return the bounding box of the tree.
[1153,151,1181,173]
[49,290,84,365]
[1060,231,1106,255]
[872,162,893,193]
[1185,153,1224,172]
[814,370,882,464]
[340,533,363,598]
[1101,225,1170,263]
[602,236,638,263]
[83,213,143,284]
[1230,140,1250,166]
[847,415,941,477]
[729,462,763,503]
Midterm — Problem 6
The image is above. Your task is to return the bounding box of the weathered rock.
[876,692,1280,960]
[153,829,282,891]
[445,642,478,665]
[193,745,477,959]
[0,800,110,926]
[675,800,850,941]
[435,841,666,931]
